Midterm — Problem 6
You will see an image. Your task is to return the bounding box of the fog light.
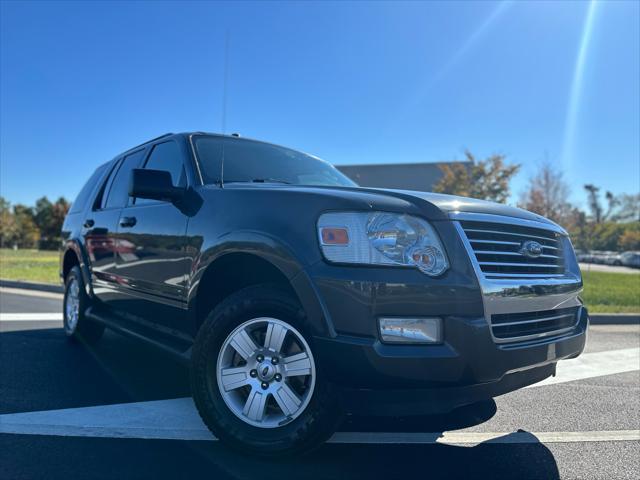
[378,317,442,344]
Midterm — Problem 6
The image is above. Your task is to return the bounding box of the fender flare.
[187,231,336,338]
[61,240,94,297]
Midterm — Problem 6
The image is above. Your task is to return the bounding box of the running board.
[85,307,191,365]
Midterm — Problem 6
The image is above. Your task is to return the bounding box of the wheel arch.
[188,235,335,339]
[61,240,93,296]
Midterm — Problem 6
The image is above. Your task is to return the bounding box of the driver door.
[111,139,191,333]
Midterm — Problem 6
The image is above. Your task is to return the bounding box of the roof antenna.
[220,30,230,188]
[221,30,230,135]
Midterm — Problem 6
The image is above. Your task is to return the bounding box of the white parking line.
[0,287,63,299]
[0,347,638,443]
[0,313,63,321]
[1,397,638,445]
[526,347,640,388]
[0,397,211,441]
[330,430,640,445]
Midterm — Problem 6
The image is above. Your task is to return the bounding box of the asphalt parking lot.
[1,288,639,479]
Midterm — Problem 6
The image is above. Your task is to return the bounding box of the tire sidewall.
[63,266,85,337]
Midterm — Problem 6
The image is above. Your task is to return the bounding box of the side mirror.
[129,169,184,202]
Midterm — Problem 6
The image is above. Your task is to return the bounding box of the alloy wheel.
[65,277,80,334]
[216,317,316,428]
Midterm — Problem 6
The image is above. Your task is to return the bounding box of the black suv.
[61,132,588,456]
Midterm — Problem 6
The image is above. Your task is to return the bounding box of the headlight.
[317,212,449,276]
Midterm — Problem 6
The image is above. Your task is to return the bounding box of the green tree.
[619,229,640,251]
[611,193,640,223]
[566,209,590,251]
[584,184,603,223]
[33,196,70,250]
[583,184,622,224]
[13,205,40,248]
[0,197,18,248]
[433,151,520,203]
[585,222,640,251]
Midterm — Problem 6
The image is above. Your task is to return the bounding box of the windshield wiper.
[250,178,292,184]
[223,178,292,185]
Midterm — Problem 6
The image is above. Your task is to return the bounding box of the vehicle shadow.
[341,397,498,433]
[185,429,560,480]
[0,327,191,413]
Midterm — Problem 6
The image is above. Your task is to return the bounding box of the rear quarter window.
[68,163,110,214]
[103,149,147,209]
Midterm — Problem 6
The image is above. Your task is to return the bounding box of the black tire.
[191,284,342,457]
[63,265,105,345]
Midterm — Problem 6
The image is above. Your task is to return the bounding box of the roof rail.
[128,133,174,151]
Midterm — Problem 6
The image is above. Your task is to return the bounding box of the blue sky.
[1,0,638,206]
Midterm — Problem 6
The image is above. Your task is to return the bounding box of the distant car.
[604,253,623,266]
[621,251,640,269]
[584,251,598,264]
[60,132,589,456]
[591,251,614,264]
[575,250,591,263]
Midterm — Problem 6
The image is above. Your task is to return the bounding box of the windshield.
[193,135,357,187]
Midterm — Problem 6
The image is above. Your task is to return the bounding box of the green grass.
[1,248,638,313]
[581,270,640,313]
[0,248,60,284]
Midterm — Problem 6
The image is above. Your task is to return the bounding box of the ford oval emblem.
[520,240,543,259]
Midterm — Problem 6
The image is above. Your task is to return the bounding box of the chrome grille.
[459,220,565,278]
[491,307,579,343]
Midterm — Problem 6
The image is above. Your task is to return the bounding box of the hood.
[376,189,561,227]
[215,183,562,230]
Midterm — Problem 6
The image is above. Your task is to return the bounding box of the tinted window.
[91,158,120,210]
[104,149,146,209]
[143,141,185,187]
[134,141,186,205]
[69,163,109,213]
[194,136,356,187]
[96,159,121,210]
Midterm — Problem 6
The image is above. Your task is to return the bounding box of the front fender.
[187,231,336,337]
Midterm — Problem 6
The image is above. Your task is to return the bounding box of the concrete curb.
[0,279,638,324]
[590,314,640,325]
[0,279,64,294]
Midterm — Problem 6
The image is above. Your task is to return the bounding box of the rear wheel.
[191,284,342,457]
[63,266,104,344]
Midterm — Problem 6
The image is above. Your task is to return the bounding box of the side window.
[103,149,146,209]
[144,141,185,186]
[94,159,122,210]
[135,141,186,205]
[69,163,109,214]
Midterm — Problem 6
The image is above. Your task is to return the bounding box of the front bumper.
[314,308,587,415]
[314,307,588,388]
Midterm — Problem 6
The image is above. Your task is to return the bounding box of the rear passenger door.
[111,139,190,331]
[84,149,147,307]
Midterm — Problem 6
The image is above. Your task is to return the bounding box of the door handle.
[119,216,137,228]
[83,219,95,228]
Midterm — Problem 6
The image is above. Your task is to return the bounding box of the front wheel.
[191,284,342,457]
